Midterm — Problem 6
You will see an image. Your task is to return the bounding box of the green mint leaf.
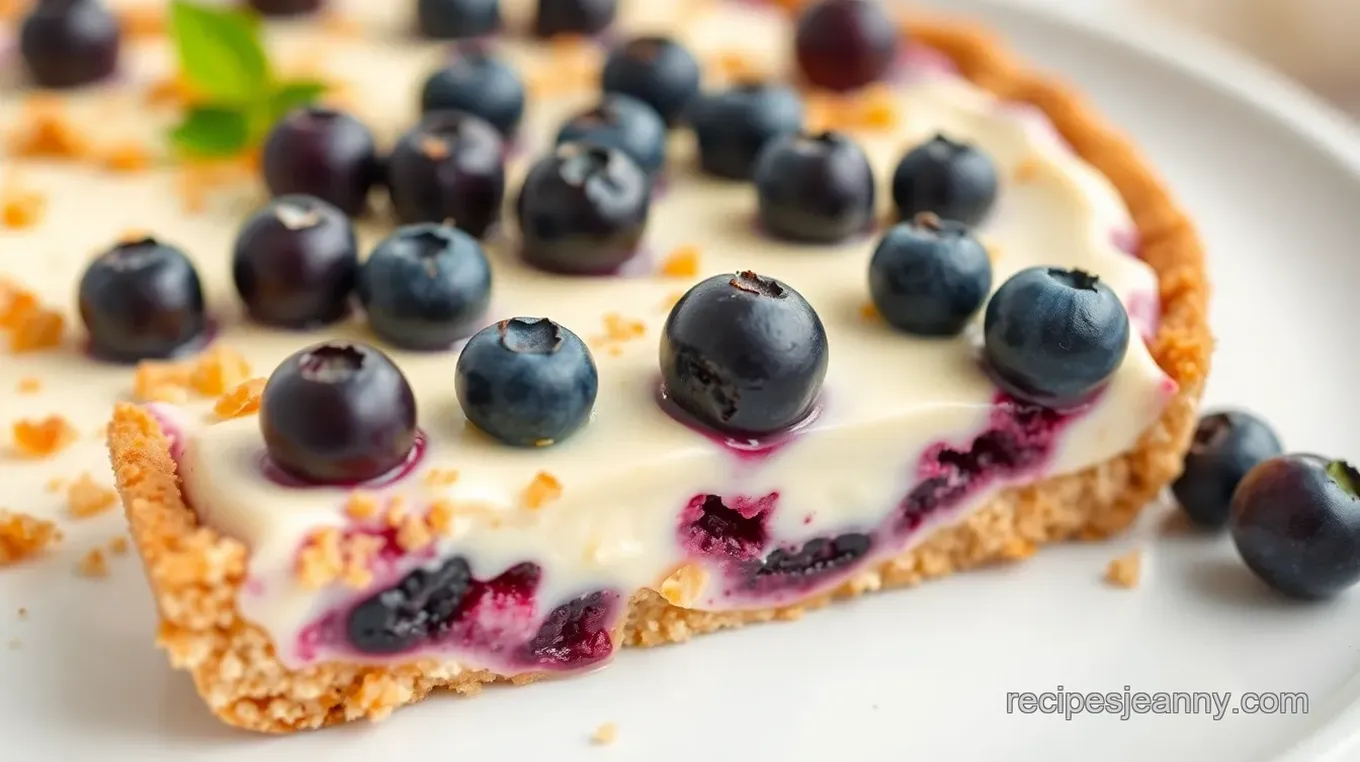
[269,80,329,120]
[169,0,271,104]
[169,106,251,157]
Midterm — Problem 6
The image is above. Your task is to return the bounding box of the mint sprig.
[167,0,329,158]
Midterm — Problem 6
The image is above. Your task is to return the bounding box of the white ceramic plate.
[4,1,1360,760]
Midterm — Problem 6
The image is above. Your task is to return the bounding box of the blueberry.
[232,195,358,329]
[794,0,899,92]
[1172,411,1284,530]
[387,111,506,239]
[534,0,616,38]
[357,223,492,350]
[78,236,207,362]
[891,134,998,227]
[1230,455,1360,600]
[20,0,121,89]
[455,318,598,447]
[688,82,804,180]
[555,94,667,176]
[516,142,650,274]
[519,590,617,669]
[982,267,1129,409]
[261,107,381,218]
[754,131,876,243]
[348,556,472,654]
[601,36,701,127]
[420,49,525,137]
[868,213,992,337]
[417,0,500,39]
[750,532,872,584]
[660,271,828,436]
[247,0,321,15]
[261,341,418,484]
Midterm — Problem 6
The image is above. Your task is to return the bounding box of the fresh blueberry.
[601,36,701,127]
[1230,455,1360,600]
[555,94,667,176]
[754,131,876,243]
[78,236,207,362]
[347,556,472,654]
[1173,411,1285,530]
[518,590,617,669]
[232,195,358,329]
[660,271,828,436]
[892,134,999,227]
[516,142,650,274]
[387,111,506,239]
[261,107,381,218]
[794,0,899,92]
[688,82,804,180]
[261,341,418,484]
[982,267,1130,410]
[455,318,599,447]
[247,0,321,15]
[417,0,500,39]
[357,223,492,351]
[868,213,992,336]
[20,0,121,89]
[748,532,872,588]
[534,0,616,38]
[420,49,525,137]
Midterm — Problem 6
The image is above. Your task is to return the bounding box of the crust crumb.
[426,499,457,536]
[133,360,192,402]
[859,301,882,324]
[1013,157,1042,182]
[343,492,380,521]
[0,0,29,23]
[190,346,253,396]
[0,510,61,565]
[11,415,78,458]
[526,38,602,97]
[658,564,708,607]
[296,528,383,591]
[213,378,267,420]
[144,74,200,108]
[76,548,110,578]
[707,50,762,82]
[9,98,90,159]
[660,245,701,277]
[423,468,460,488]
[383,496,408,528]
[44,477,66,493]
[591,722,619,746]
[67,473,119,519]
[320,10,361,36]
[396,513,434,553]
[16,606,27,619]
[590,313,646,353]
[107,536,130,556]
[118,5,165,37]
[1104,549,1143,589]
[0,278,64,354]
[1,181,46,230]
[522,471,562,510]
[16,377,41,394]
[100,140,153,173]
[805,86,900,132]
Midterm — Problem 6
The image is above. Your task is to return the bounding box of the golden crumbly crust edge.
[104,18,1212,734]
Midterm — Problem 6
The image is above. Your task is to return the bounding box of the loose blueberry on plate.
[534,0,616,38]
[982,266,1129,410]
[1230,455,1360,600]
[1172,411,1284,530]
[420,50,525,137]
[78,237,207,362]
[868,213,992,336]
[555,94,667,176]
[417,0,500,39]
[689,82,804,180]
[247,0,321,15]
[19,0,121,89]
[232,195,358,329]
[358,223,493,350]
[387,111,506,238]
[891,134,998,227]
[660,271,828,436]
[754,131,875,243]
[455,318,598,446]
[261,107,381,218]
[261,341,418,484]
[793,0,899,92]
[348,555,473,654]
[516,142,650,274]
[600,36,701,127]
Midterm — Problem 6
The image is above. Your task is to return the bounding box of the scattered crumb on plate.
[76,548,109,579]
[7,637,20,651]
[591,722,618,746]
[1105,549,1143,589]
[0,510,61,565]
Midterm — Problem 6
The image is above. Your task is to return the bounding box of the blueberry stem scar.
[1327,460,1359,498]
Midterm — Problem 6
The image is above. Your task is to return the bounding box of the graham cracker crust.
[105,17,1212,733]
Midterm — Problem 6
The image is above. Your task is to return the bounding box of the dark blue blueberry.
[357,223,492,350]
[555,94,667,176]
[420,49,525,137]
[261,341,417,484]
[660,271,827,436]
[601,36,701,127]
[534,0,616,38]
[248,0,321,15]
[516,142,650,274]
[892,134,998,227]
[794,0,898,92]
[688,82,804,180]
[78,236,206,362]
[262,106,381,218]
[868,213,992,337]
[387,111,506,239]
[754,131,875,243]
[1231,455,1360,600]
[455,318,598,447]
[417,0,500,39]
[347,556,473,654]
[982,267,1130,410]
[1173,411,1284,530]
[232,194,358,329]
[518,590,616,669]
[20,0,121,89]
[747,532,872,587]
